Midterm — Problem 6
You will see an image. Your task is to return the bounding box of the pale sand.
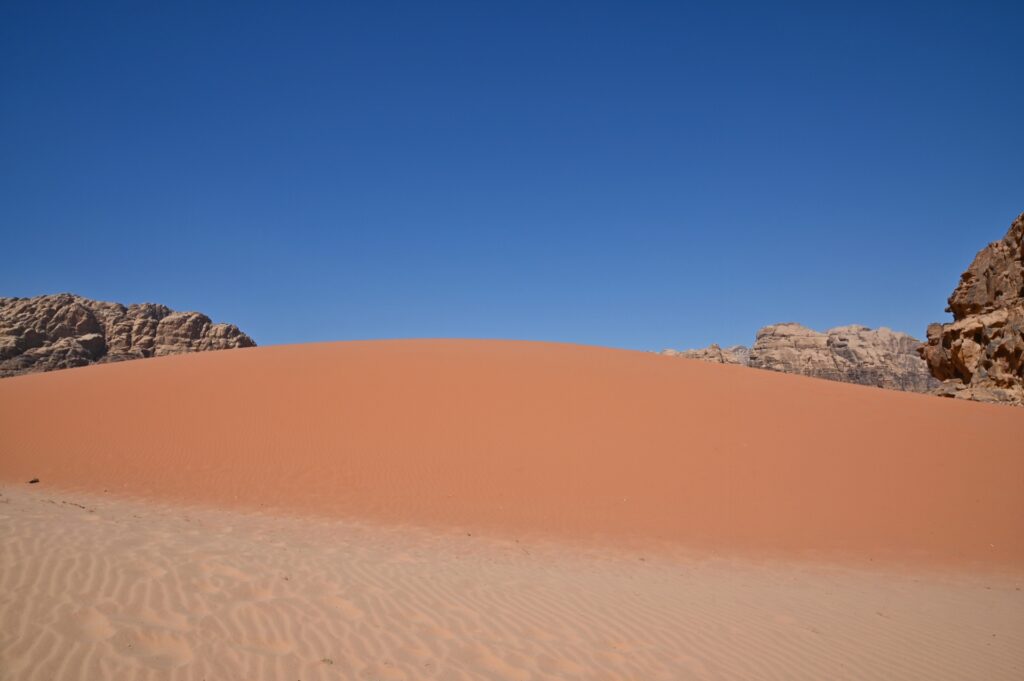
[2,485,1022,681]
[1,340,1023,679]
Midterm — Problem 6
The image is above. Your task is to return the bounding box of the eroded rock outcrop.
[918,213,1024,405]
[662,344,750,365]
[749,323,937,392]
[665,324,937,392]
[0,293,255,377]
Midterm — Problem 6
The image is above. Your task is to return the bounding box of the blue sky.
[2,1,1021,350]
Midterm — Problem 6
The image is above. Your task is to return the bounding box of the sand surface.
[1,340,1022,566]
[2,484,1022,681]
[2,340,1024,679]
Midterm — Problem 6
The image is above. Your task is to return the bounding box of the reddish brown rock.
[0,293,255,378]
[919,213,1024,405]
[665,324,936,393]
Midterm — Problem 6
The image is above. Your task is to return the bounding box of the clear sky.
[2,1,1021,350]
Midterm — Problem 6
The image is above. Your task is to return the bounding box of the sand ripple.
[1,485,1022,680]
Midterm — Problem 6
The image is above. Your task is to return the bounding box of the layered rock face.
[748,323,937,392]
[918,213,1024,405]
[665,324,937,393]
[0,293,255,378]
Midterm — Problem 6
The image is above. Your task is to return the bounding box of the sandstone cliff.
[0,293,255,378]
[918,213,1024,405]
[665,324,937,393]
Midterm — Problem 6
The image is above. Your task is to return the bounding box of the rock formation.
[662,344,750,365]
[0,293,255,378]
[748,323,938,392]
[665,324,937,393]
[918,213,1023,405]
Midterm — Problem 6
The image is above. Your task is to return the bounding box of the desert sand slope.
[0,339,1022,566]
[2,340,1024,681]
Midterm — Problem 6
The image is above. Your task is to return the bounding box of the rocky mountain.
[0,293,255,378]
[665,323,937,393]
[918,213,1023,405]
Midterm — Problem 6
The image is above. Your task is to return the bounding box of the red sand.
[1,339,1022,566]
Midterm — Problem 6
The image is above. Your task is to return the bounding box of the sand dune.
[3,340,1024,679]
[1,339,1021,566]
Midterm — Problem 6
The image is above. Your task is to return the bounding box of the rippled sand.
[2,485,1022,681]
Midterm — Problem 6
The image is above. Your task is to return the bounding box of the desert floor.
[3,485,1022,681]
[1,340,1022,679]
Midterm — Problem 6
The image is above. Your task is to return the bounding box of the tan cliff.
[0,293,255,378]
[665,324,937,393]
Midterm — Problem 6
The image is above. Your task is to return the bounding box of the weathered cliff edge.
[918,213,1023,405]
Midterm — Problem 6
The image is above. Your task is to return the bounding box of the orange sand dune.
[1,339,1022,567]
